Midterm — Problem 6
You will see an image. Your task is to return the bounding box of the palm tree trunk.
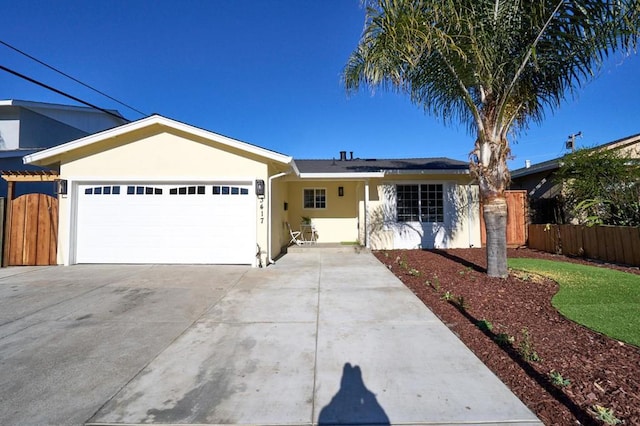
[483,196,508,277]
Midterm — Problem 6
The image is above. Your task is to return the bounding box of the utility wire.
[0,64,130,122]
[0,39,147,117]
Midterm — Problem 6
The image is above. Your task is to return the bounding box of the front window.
[397,184,443,223]
[303,188,326,209]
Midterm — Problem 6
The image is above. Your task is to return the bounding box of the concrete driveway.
[0,250,541,425]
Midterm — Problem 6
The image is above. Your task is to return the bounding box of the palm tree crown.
[345,0,639,277]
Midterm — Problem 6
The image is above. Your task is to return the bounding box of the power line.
[0,39,147,117]
[0,64,131,122]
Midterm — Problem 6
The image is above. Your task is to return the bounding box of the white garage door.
[75,182,256,264]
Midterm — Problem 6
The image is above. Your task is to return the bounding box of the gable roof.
[511,158,561,179]
[24,114,294,167]
[296,157,469,178]
[511,132,640,179]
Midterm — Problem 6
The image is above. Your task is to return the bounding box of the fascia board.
[383,169,470,175]
[299,172,385,179]
[511,162,560,178]
[289,160,301,176]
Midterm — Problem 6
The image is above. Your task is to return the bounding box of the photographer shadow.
[318,363,390,425]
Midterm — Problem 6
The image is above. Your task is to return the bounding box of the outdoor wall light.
[338,186,344,197]
[255,179,265,197]
[57,179,68,195]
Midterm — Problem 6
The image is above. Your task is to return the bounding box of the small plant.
[408,268,421,277]
[549,370,571,387]
[455,266,472,275]
[518,328,541,362]
[592,405,621,425]
[441,291,454,301]
[494,333,515,345]
[398,255,409,270]
[455,295,469,310]
[431,275,441,291]
[476,319,493,332]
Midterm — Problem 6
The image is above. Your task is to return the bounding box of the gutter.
[267,171,290,265]
[383,169,469,175]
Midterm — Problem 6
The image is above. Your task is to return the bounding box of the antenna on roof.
[566,131,582,152]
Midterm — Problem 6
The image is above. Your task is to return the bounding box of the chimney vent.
[339,151,347,161]
[349,151,354,160]
[525,160,531,168]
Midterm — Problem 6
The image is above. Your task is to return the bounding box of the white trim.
[298,170,466,179]
[395,182,446,224]
[364,181,370,248]
[289,160,301,176]
[267,171,289,265]
[302,187,327,210]
[384,169,469,175]
[23,115,293,166]
[299,172,385,179]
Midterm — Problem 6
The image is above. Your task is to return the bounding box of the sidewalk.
[89,250,541,425]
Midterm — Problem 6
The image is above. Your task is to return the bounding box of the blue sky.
[2,1,639,171]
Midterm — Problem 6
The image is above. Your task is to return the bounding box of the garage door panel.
[75,183,256,264]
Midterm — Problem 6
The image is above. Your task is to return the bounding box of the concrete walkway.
[0,251,541,425]
[86,250,541,425]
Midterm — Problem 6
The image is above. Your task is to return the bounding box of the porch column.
[2,181,14,267]
[364,180,370,248]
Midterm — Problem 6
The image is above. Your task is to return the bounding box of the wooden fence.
[528,224,640,266]
[6,193,58,266]
[481,190,528,247]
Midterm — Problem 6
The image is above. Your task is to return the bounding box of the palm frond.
[344,0,640,136]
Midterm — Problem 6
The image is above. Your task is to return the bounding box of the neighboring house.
[0,99,127,196]
[510,132,640,223]
[24,114,481,267]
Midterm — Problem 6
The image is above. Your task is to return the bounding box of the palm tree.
[344,0,639,277]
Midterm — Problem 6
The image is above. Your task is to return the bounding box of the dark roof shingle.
[295,157,468,174]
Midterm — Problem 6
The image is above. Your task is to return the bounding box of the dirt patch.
[374,248,640,426]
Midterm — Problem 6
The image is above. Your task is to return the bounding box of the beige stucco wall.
[280,174,481,251]
[55,126,285,266]
[366,175,481,250]
[269,174,289,261]
[286,180,361,244]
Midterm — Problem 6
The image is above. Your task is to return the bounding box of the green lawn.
[508,258,640,347]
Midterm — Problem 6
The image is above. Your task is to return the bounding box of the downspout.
[267,171,290,265]
[468,185,473,247]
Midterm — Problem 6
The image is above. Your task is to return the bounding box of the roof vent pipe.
[339,151,347,161]
[349,151,354,160]
[525,160,531,168]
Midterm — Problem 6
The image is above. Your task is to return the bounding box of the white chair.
[287,222,303,246]
[300,222,318,244]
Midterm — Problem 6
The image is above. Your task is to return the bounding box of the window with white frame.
[303,188,326,209]
[396,184,444,223]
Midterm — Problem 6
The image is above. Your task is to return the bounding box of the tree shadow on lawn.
[429,249,487,273]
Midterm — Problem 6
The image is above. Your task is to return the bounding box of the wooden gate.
[7,194,58,266]
[480,190,527,247]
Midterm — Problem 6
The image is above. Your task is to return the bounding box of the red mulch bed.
[374,248,640,426]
